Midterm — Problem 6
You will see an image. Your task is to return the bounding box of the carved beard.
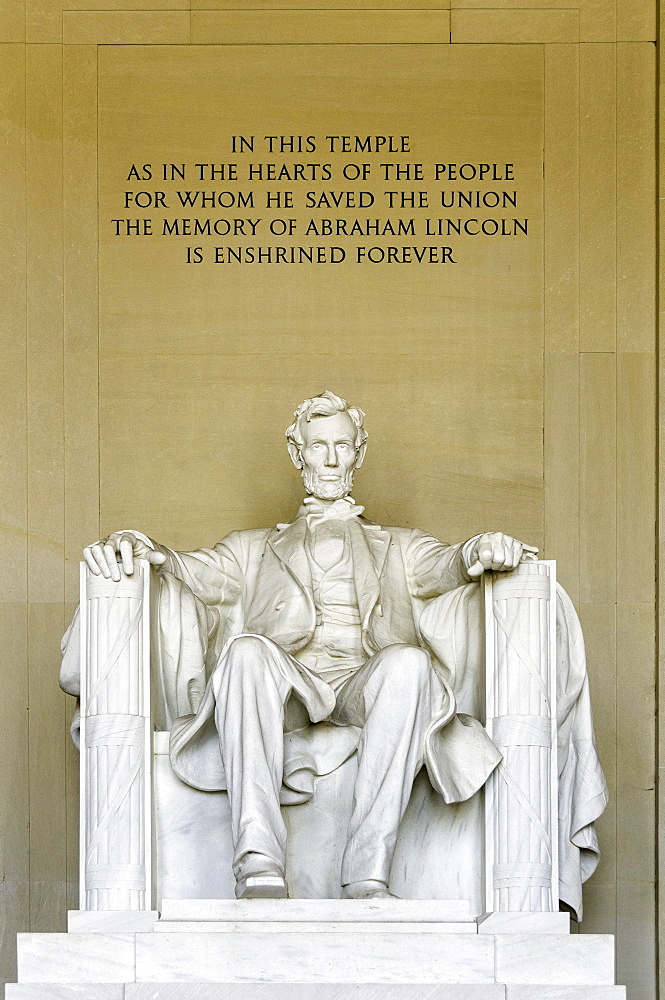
[302,465,355,500]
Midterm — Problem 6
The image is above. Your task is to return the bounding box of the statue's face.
[299,411,359,500]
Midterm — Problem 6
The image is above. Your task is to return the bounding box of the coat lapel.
[364,523,391,581]
[268,517,313,596]
[348,521,392,628]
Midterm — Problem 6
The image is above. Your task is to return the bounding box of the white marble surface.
[159,898,472,922]
[134,931,495,983]
[5,987,125,1000]
[477,913,569,935]
[495,935,615,985]
[79,563,152,912]
[153,921,477,934]
[505,988,626,1000]
[153,748,236,902]
[17,933,136,984]
[12,926,620,991]
[154,758,486,908]
[483,564,558,913]
[124,988,508,1000]
[68,911,159,933]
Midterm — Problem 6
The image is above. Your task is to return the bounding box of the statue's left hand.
[83,531,166,582]
[465,532,538,579]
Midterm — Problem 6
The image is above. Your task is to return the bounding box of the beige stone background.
[0,1,659,999]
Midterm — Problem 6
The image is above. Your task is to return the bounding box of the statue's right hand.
[83,531,166,581]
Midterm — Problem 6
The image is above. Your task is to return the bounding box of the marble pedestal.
[6,900,623,1000]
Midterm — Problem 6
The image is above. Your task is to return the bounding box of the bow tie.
[303,496,365,524]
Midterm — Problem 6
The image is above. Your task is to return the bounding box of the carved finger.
[466,560,485,579]
[477,534,494,568]
[89,542,111,579]
[103,542,121,582]
[500,538,517,570]
[83,547,102,576]
[119,537,135,576]
[490,536,509,570]
[148,551,166,566]
[508,538,520,568]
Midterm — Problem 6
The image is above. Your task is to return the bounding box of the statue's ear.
[354,441,367,469]
[287,441,303,469]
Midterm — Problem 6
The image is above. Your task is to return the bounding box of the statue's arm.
[152,534,245,606]
[405,529,537,598]
[405,531,475,598]
[82,528,244,606]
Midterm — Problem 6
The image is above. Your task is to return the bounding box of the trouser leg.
[214,635,293,872]
[333,643,437,885]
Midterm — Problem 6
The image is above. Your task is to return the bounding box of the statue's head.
[286,390,368,500]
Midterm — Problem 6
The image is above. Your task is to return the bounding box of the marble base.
[159,898,472,922]
[12,899,619,995]
[495,935,614,986]
[16,929,615,987]
[154,922,477,934]
[125,990,625,1000]
[5,985,627,1000]
[504,990,626,1000]
[130,989,625,1000]
[67,912,159,933]
[125,989,507,1000]
[478,913,570,935]
[16,934,136,984]
[5,988,125,1000]
[156,898,475,933]
[135,931,495,982]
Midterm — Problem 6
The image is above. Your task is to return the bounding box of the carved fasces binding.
[79,561,152,910]
[484,560,558,913]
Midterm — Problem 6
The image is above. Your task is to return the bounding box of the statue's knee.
[223,635,276,679]
[377,644,432,688]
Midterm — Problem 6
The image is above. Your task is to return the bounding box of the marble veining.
[134,931,496,984]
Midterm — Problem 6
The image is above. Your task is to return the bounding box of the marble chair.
[71,559,578,918]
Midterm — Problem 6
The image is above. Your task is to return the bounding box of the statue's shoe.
[234,853,288,899]
[342,880,400,899]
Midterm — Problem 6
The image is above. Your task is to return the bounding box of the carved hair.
[285,390,368,469]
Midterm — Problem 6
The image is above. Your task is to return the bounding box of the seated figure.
[65,390,607,910]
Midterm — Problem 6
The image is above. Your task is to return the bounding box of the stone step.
[64,906,570,937]
[5,984,628,1000]
[16,931,615,987]
[68,912,159,934]
[153,921,477,934]
[6,989,124,1000]
[158,898,473,922]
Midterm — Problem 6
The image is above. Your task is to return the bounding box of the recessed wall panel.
[97,44,544,551]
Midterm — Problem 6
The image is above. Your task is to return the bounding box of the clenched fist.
[465,531,538,579]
